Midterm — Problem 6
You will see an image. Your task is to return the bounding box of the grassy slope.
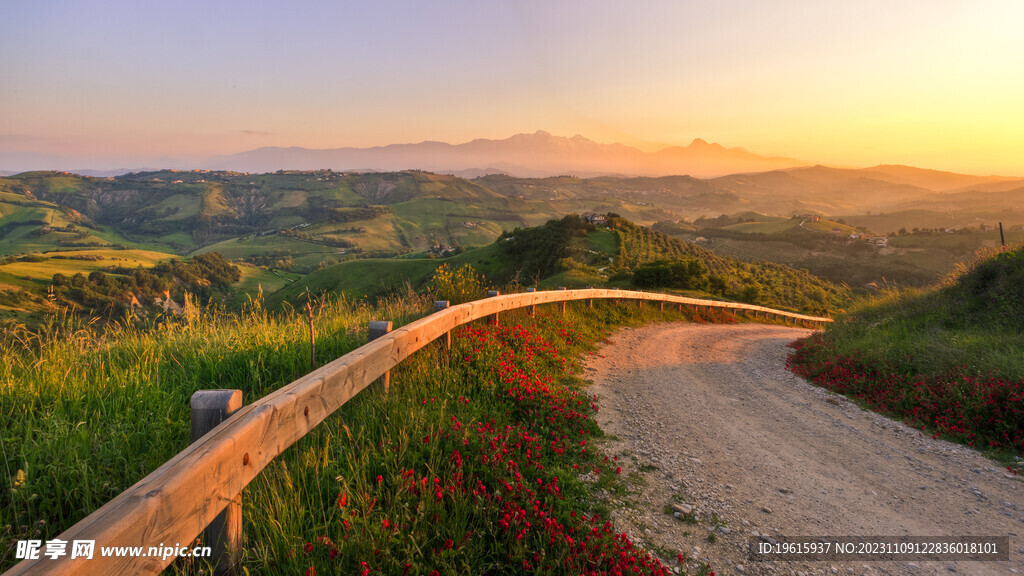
[811,247,1024,379]
[787,246,1024,456]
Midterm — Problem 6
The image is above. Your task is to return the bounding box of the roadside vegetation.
[2,272,733,574]
[787,245,1024,459]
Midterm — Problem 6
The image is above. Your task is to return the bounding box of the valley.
[2,165,1022,325]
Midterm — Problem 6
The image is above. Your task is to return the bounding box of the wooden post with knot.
[368,320,392,393]
[558,287,567,314]
[190,389,244,576]
[525,287,536,316]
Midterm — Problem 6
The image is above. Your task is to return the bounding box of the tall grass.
[2,291,724,574]
[787,245,1024,458]
[1,292,430,567]
[818,245,1024,380]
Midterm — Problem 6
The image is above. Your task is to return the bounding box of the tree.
[740,283,762,304]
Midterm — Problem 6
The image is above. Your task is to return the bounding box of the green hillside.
[5,170,1015,300]
[803,246,1024,379]
[271,215,847,314]
[0,170,563,269]
[788,246,1024,455]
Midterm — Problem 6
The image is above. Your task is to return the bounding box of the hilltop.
[269,214,846,315]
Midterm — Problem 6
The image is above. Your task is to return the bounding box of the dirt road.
[586,323,1022,576]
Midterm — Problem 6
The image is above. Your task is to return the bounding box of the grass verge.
[786,247,1024,462]
[2,295,731,574]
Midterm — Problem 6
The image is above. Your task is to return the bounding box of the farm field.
[0,249,178,283]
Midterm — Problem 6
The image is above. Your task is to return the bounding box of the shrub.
[428,263,489,304]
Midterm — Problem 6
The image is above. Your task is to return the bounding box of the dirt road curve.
[586,323,1022,576]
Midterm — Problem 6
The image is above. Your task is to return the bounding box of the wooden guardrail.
[5,288,831,576]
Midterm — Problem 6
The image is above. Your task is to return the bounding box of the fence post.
[191,389,244,576]
[636,289,643,309]
[486,290,500,324]
[526,287,536,316]
[585,286,594,309]
[368,320,392,393]
[434,301,450,351]
[558,286,567,315]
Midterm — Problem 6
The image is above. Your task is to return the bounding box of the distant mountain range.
[205,131,807,178]
[5,131,1021,182]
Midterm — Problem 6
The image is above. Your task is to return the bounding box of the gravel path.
[586,322,1022,576]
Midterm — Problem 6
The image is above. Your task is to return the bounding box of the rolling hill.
[3,165,1023,304]
[269,215,846,315]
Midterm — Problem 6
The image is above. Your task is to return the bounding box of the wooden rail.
[5,289,830,576]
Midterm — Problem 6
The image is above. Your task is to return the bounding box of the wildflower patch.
[787,334,1024,454]
[280,312,680,575]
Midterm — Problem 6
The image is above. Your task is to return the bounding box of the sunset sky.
[2,0,1023,174]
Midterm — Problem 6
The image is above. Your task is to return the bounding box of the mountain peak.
[688,138,726,151]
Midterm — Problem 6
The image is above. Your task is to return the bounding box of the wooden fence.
[5,288,831,576]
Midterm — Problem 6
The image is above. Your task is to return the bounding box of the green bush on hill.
[427,262,490,304]
[632,258,709,291]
